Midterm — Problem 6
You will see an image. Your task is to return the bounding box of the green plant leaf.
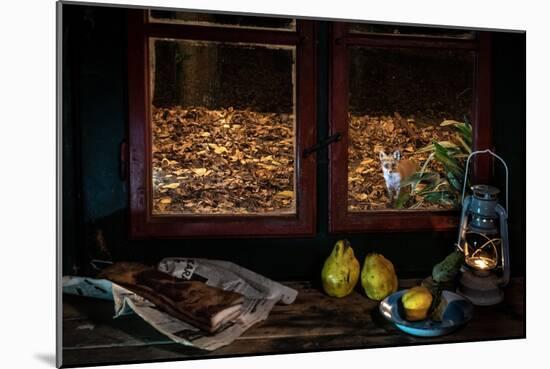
[395,190,411,209]
[423,190,456,205]
[409,120,470,208]
[416,179,448,195]
[447,171,463,192]
[454,123,472,147]
[452,133,470,154]
[416,140,461,154]
[440,120,472,148]
[400,171,440,187]
[440,120,462,127]
[416,182,438,194]
[433,141,464,178]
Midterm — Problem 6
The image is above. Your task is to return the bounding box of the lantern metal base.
[457,269,504,306]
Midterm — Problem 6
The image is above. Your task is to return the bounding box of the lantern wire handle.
[470,237,501,259]
[461,149,509,214]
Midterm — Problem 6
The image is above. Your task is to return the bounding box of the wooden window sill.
[62,277,524,367]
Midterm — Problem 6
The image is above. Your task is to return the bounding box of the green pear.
[361,253,398,301]
[321,240,360,298]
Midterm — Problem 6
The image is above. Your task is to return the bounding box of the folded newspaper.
[63,258,298,351]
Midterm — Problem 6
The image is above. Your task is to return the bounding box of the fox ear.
[393,150,401,160]
[379,151,386,160]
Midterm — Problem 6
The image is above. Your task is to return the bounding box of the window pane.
[150,39,296,216]
[347,47,475,212]
[349,23,475,39]
[149,10,296,31]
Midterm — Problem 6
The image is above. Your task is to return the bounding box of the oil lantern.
[456,150,510,306]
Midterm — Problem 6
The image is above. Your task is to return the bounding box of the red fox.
[379,150,418,205]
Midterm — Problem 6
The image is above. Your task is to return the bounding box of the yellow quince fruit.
[361,253,398,301]
[401,286,433,321]
[321,240,360,298]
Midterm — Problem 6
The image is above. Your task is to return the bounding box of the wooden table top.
[62,277,525,367]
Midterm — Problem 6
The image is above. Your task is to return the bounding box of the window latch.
[303,132,342,158]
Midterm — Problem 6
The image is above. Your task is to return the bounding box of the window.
[128,12,493,238]
[128,10,316,238]
[150,39,297,216]
[329,22,492,232]
[347,47,475,212]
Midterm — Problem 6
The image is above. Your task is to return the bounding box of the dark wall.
[492,32,526,277]
[62,4,526,281]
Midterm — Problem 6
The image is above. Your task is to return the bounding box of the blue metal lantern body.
[459,185,510,279]
[456,151,510,306]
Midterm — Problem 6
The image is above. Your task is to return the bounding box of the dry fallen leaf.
[214,146,228,154]
[257,163,277,170]
[355,193,369,201]
[163,183,180,189]
[275,191,294,198]
[360,158,375,165]
[192,168,212,177]
[208,143,228,154]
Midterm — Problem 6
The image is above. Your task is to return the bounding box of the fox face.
[379,150,401,176]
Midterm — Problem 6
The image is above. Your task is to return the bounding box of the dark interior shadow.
[34,353,56,367]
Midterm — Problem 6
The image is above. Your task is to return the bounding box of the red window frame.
[328,22,493,233]
[127,10,317,238]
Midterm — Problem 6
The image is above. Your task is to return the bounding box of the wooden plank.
[62,278,524,367]
[63,329,524,368]
[145,23,302,46]
[472,32,493,184]
[341,33,479,50]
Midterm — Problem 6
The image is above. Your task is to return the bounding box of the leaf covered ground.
[152,106,295,215]
[151,106,456,214]
[348,113,455,211]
